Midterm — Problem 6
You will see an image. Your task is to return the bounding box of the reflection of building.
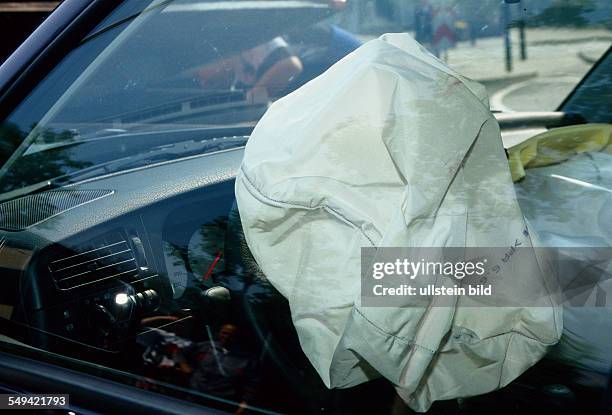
[335,0,407,34]
[334,0,451,34]
[335,0,611,37]
[382,0,414,29]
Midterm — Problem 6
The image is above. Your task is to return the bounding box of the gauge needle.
[202,251,223,281]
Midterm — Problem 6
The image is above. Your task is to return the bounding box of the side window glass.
[562,49,612,123]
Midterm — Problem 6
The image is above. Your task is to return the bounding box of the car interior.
[0,1,610,414]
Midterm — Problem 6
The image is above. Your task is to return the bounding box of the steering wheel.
[224,202,330,405]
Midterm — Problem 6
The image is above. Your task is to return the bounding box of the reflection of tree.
[532,0,595,27]
[0,122,92,193]
[189,217,228,280]
[0,122,26,163]
[165,242,188,268]
[548,329,599,371]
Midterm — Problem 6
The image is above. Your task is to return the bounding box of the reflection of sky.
[516,151,612,376]
[165,1,328,12]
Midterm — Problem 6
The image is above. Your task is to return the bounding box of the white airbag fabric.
[235,33,562,411]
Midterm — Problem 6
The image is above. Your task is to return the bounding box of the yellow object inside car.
[508,124,612,182]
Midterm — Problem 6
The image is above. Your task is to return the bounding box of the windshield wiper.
[56,135,248,182]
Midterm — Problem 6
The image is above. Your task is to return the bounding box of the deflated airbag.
[236,33,562,411]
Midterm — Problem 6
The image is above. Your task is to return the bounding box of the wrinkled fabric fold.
[236,33,562,412]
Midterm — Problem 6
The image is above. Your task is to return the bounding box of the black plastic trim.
[494,111,586,130]
[0,0,121,121]
[559,46,611,111]
[0,349,228,415]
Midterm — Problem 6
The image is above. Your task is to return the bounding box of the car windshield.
[0,0,610,195]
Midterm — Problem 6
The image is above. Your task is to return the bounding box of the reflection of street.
[358,28,610,112]
[490,76,581,112]
[446,28,611,111]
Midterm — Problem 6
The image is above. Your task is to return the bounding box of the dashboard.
[0,111,583,360]
[0,111,605,415]
[0,141,314,415]
[0,145,243,361]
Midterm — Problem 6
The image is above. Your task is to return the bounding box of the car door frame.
[0,348,228,414]
[0,0,231,413]
[0,0,121,122]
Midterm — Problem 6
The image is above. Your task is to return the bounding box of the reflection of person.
[138,327,195,387]
[195,37,302,99]
[138,324,258,413]
[284,23,362,91]
[431,3,457,61]
[414,0,433,46]
[189,324,258,414]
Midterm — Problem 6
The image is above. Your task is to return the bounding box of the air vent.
[0,190,113,231]
[49,231,139,290]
